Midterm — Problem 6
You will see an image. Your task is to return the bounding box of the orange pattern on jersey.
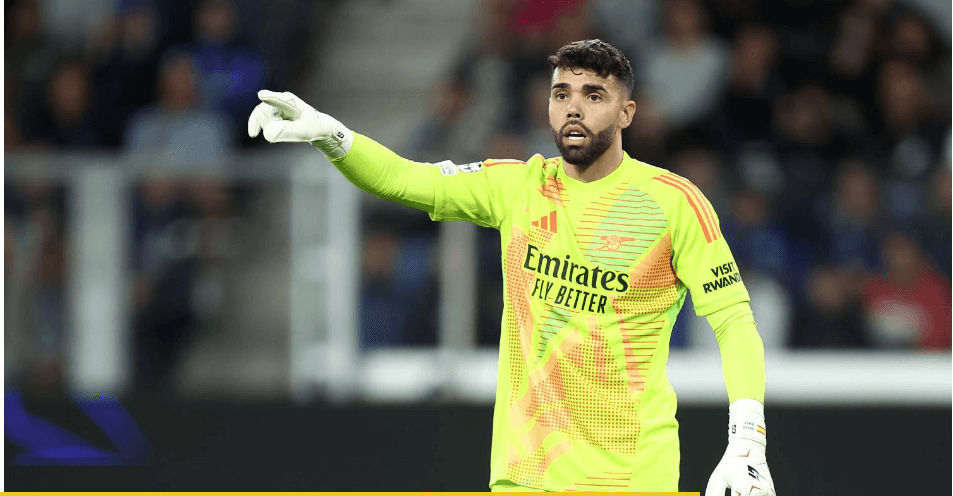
[653,173,721,243]
[505,227,538,403]
[506,316,641,485]
[612,234,678,397]
[507,440,573,484]
[590,315,608,384]
[507,328,583,480]
[612,233,678,314]
[538,176,568,206]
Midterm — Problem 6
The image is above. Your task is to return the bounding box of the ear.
[619,98,636,129]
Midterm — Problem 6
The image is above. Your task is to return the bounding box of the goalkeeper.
[249,39,776,495]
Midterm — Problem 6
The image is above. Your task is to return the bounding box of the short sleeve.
[655,173,750,316]
[431,157,538,229]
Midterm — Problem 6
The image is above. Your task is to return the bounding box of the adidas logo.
[531,211,558,233]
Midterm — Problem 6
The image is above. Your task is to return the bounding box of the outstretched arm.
[248,90,440,212]
[249,89,531,228]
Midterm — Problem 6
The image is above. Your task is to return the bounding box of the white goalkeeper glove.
[247,89,354,159]
[705,399,776,496]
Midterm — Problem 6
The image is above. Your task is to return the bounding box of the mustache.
[559,121,593,135]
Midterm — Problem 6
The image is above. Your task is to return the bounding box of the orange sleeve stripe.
[660,173,721,241]
[653,175,715,243]
[661,173,718,238]
[483,159,526,168]
[669,174,721,241]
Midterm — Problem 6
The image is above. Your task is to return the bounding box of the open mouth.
[563,128,588,143]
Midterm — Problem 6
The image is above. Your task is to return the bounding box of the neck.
[563,140,624,183]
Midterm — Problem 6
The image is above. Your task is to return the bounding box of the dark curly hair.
[548,39,634,98]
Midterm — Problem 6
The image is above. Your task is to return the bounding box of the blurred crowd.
[4,0,338,393]
[392,0,952,351]
[4,0,951,395]
[5,0,338,151]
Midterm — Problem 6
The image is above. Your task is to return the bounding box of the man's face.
[549,67,632,167]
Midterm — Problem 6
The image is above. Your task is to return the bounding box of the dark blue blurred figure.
[772,84,844,222]
[186,0,268,140]
[88,0,166,147]
[721,187,791,285]
[131,176,200,394]
[360,225,438,348]
[817,159,883,273]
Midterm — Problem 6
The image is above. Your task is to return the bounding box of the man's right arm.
[249,89,528,228]
[331,133,440,214]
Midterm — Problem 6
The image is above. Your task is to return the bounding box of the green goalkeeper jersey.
[428,152,750,492]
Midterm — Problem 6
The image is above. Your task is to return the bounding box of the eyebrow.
[551,82,609,93]
[583,83,608,93]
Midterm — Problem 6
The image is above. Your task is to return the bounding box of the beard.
[551,122,616,168]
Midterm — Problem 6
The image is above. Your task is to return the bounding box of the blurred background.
[4,0,951,492]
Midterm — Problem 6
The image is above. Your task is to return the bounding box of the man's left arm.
[656,173,776,496]
[704,302,775,496]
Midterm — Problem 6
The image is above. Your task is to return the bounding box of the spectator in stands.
[721,187,792,286]
[37,59,104,148]
[186,0,268,140]
[124,50,233,165]
[825,3,880,123]
[819,159,883,274]
[641,0,730,130]
[131,173,201,393]
[772,83,854,244]
[361,227,406,347]
[360,224,437,347]
[6,0,61,144]
[88,0,165,147]
[863,230,951,350]
[790,265,870,348]
[710,24,784,152]
[875,59,947,224]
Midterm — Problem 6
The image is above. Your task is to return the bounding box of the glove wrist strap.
[728,399,767,449]
[311,126,354,159]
